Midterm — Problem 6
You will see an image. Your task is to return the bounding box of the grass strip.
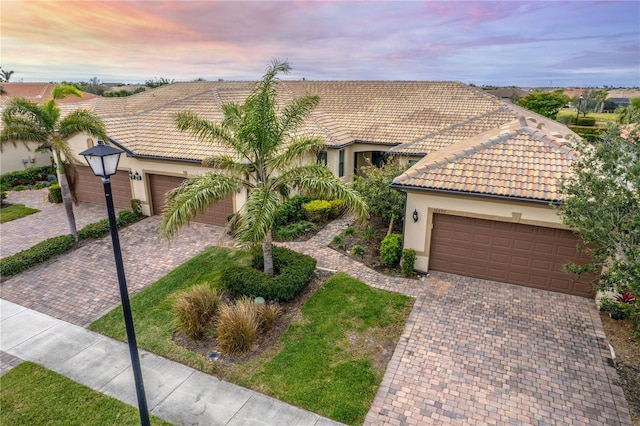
[0,203,39,223]
[0,362,170,425]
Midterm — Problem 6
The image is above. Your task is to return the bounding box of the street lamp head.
[79,140,123,178]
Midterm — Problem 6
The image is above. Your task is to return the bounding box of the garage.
[429,214,595,297]
[74,166,132,209]
[148,174,233,226]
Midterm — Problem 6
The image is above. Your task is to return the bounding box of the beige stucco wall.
[1,143,53,174]
[66,134,244,216]
[402,190,567,272]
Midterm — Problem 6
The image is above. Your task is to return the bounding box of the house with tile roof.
[56,80,593,297]
[0,83,100,173]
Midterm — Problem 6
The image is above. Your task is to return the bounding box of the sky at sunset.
[2,0,639,87]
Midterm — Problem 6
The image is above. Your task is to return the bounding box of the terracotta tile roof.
[391,119,579,202]
[0,82,99,106]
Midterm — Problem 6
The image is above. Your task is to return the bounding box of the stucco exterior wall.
[326,143,397,181]
[1,143,53,174]
[66,134,243,216]
[402,189,566,272]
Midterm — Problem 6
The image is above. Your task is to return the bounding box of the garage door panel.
[149,174,232,226]
[430,214,595,297]
[75,166,132,209]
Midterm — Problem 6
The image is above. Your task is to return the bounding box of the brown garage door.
[429,214,595,297]
[75,166,132,209]
[149,174,233,226]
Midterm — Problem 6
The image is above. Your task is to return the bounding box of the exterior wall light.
[413,209,419,223]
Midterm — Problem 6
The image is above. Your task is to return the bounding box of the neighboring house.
[0,83,100,173]
[483,87,531,103]
[58,80,592,297]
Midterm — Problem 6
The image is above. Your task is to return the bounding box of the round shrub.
[220,247,319,302]
[13,185,27,192]
[33,181,49,190]
[380,233,403,266]
[116,209,141,227]
[303,199,332,223]
[328,199,346,219]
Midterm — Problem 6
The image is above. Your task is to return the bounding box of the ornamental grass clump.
[173,284,222,339]
[217,298,260,354]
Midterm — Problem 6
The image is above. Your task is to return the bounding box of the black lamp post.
[79,140,150,426]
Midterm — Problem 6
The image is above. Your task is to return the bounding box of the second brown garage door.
[429,214,595,297]
[149,174,233,226]
[75,166,132,209]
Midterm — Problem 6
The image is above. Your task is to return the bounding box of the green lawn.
[557,109,619,125]
[0,362,171,425]
[0,203,39,223]
[91,247,413,426]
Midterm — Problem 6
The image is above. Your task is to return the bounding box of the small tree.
[557,123,640,292]
[518,89,569,119]
[352,157,409,232]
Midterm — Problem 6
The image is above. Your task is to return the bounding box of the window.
[338,149,345,177]
[316,150,327,166]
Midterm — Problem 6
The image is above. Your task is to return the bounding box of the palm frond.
[52,84,82,100]
[2,98,47,129]
[41,101,60,130]
[161,173,243,238]
[175,110,255,163]
[234,184,280,248]
[51,137,81,166]
[202,154,254,177]
[270,136,325,172]
[58,109,107,140]
[278,94,320,140]
[1,121,49,148]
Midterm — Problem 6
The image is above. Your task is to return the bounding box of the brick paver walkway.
[284,217,633,425]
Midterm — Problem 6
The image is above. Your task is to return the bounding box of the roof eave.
[389,183,562,206]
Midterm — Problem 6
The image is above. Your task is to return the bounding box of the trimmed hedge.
[48,184,62,203]
[303,199,332,223]
[401,248,416,277]
[1,209,143,278]
[0,234,76,276]
[221,246,317,301]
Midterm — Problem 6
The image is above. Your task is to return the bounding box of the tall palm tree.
[1,84,107,240]
[163,59,368,275]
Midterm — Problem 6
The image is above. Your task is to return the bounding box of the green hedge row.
[220,246,317,301]
[0,209,143,277]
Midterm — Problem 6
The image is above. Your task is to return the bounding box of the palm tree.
[1,84,107,240]
[0,67,14,82]
[162,59,368,275]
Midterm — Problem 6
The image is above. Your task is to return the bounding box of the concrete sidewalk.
[1,299,342,426]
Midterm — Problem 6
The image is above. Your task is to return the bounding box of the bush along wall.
[0,208,143,278]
